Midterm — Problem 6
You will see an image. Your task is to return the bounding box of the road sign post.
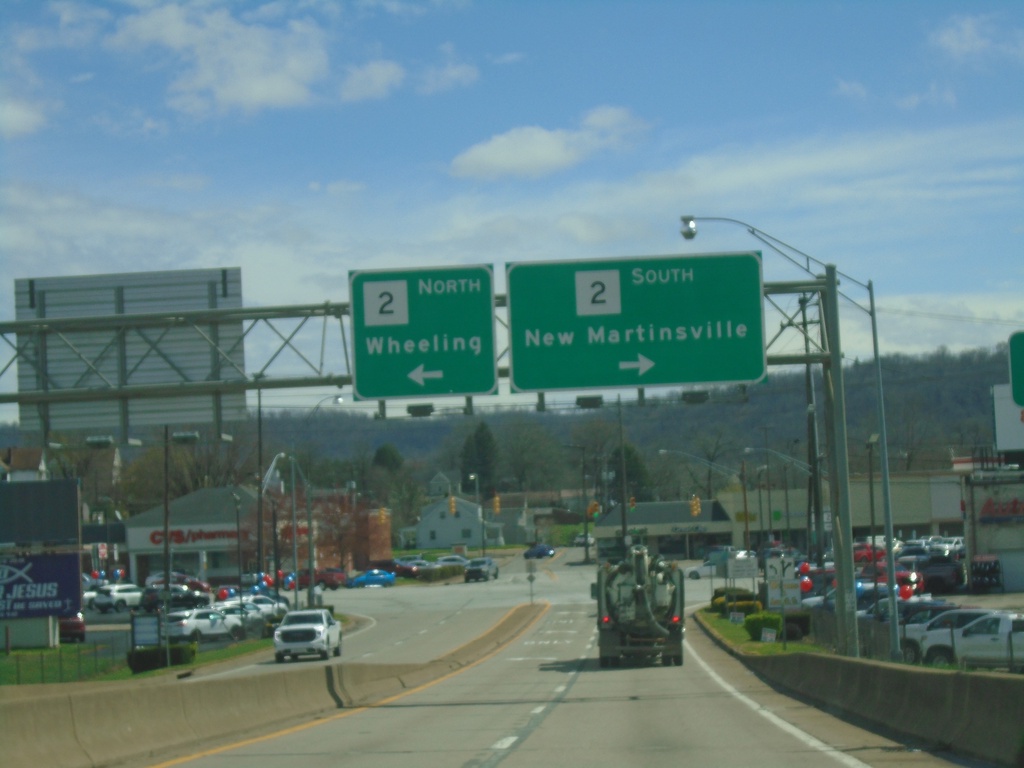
[349,265,497,399]
[1010,331,1024,407]
[506,253,765,392]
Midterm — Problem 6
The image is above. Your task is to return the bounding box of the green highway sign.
[349,265,497,399]
[1011,331,1024,407]
[506,253,765,392]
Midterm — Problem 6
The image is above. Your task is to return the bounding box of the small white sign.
[727,556,758,579]
[760,628,777,643]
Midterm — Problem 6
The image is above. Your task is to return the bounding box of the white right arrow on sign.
[619,354,654,376]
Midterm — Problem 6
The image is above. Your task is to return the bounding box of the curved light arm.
[658,448,736,478]
[681,215,871,314]
[261,452,288,493]
[744,446,813,475]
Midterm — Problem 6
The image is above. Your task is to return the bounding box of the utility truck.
[594,545,684,667]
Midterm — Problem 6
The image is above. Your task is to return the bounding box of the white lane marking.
[687,642,872,768]
[554,685,566,693]
[531,706,546,715]
[491,736,518,750]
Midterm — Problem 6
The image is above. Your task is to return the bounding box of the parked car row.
[900,609,1024,671]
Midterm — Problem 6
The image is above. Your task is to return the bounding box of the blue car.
[524,544,555,559]
[347,569,396,588]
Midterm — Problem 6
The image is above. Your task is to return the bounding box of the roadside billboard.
[0,552,81,619]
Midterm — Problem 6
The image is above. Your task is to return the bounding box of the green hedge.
[743,612,783,641]
[127,643,196,673]
[418,564,465,582]
[712,586,757,602]
[713,599,763,617]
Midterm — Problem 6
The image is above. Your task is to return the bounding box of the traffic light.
[629,496,636,513]
[448,495,456,515]
[587,500,600,520]
[492,495,501,515]
[690,496,701,517]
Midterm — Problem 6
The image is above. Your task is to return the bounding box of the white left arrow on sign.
[409,364,443,386]
[618,354,654,376]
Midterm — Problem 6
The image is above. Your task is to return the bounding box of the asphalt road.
[125,549,997,768]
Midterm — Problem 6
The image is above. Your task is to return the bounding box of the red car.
[296,568,347,590]
[394,559,433,579]
[852,543,886,563]
[856,562,926,595]
[59,611,86,643]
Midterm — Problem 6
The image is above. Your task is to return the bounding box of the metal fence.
[1,630,131,685]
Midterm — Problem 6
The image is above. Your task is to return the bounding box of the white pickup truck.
[901,607,994,664]
[918,611,1024,672]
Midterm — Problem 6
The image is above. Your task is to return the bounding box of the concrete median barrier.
[696,613,1024,767]
[4,693,85,768]
[2,602,547,768]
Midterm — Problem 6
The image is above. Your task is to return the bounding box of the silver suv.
[92,583,144,613]
[273,608,341,662]
[464,557,499,582]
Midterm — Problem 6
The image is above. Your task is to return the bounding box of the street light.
[745,446,813,551]
[162,427,199,668]
[682,214,895,658]
[657,449,736,495]
[565,444,591,563]
[866,433,881,608]
[755,465,768,549]
[306,393,344,421]
[657,448,750,551]
[469,473,483,556]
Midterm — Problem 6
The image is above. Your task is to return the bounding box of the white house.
[412,495,504,551]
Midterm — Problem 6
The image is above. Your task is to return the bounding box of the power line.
[875,306,1021,327]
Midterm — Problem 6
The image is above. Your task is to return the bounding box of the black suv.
[141,585,210,613]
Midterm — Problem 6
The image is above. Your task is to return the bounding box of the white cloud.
[450,106,647,180]
[931,14,1024,63]
[309,179,365,195]
[489,52,525,66]
[418,42,478,94]
[896,82,957,110]
[0,95,48,138]
[13,1,110,52]
[931,15,994,59]
[340,59,405,102]
[105,5,330,115]
[834,79,868,100]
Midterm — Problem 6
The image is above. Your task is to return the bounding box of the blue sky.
[2,1,1023,419]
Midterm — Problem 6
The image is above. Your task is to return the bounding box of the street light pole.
[867,433,880,611]
[161,427,198,667]
[565,444,591,562]
[469,473,483,556]
[682,214,886,658]
[162,426,171,668]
